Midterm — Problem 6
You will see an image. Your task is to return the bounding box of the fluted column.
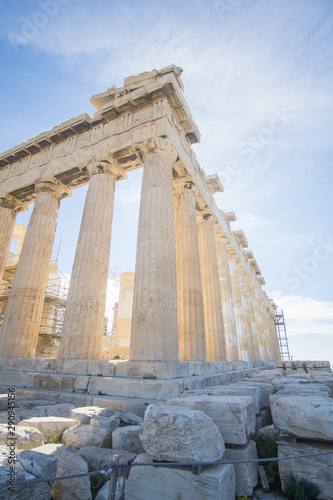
[173,180,206,361]
[130,140,178,361]
[216,234,238,361]
[58,161,121,360]
[0,180,70,357]
[0,196,27,282]
[244,272,260,360]
[238,264,254,360]
[228,248,249,361]
[260,301,272,360]
[197,213,226,361]
[267,309,281,361]
[251,284,267,360]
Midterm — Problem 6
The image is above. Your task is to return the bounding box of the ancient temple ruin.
[0,64,280,372]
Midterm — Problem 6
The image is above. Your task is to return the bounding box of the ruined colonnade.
[0,65,280,364]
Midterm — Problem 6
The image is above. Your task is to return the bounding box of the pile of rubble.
[0,362,331,499]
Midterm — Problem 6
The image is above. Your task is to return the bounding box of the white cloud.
[270,291,333,337]
[232,212,270,232]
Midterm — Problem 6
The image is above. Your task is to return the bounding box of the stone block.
[167,395,256,445]
[70,406,115,424]
[271,396,333,441]
[125,454,236,500]
[112,426,144,455]
[257,424,280,440]
[252,369,283,383]
[16,449,58,486]
[278,439,333,500]
[273,383,331,396]
[223,440,258,497]
[272,376,312,387]
[0,465,51,499]
[303,360,331,372]
[18,416,79,441]
[0,424,44,450]
[0,411,20,425]
[77,445,135,472]
[88,376,181,399]
[312,378,333,392]
[183,386,261,413]
[234,380,275,407]
[45,403,75,418]
[16,408,49,420]
[91,415,121,432]
[62,424,112,449]
[16,399,57,410]
[121,412,143,425]
[139,405,225,462]
[0,395,9,412]
[34,443,92,500]
[270,390,329,406]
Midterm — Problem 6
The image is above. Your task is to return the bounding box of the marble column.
[260,302,272,361]
[0,196,27,282]
[174,180,206,361]
[267,309,281,360]
[0,180,70,358]
[244,272,260,360]
[113,271,135,356]
[130,141,178,361]
[216,234,238,361]
[238,264,254,361]
[251,285,267,361]
[228,248,248,361]
[58,161,121,360]
[197,213,226,361]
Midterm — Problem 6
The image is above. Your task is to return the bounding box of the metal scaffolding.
[0,239,70,355]
[275,308,293,361]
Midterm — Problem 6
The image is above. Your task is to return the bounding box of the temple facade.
[0,65,280,364]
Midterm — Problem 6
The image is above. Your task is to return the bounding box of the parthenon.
[0,65,280,369]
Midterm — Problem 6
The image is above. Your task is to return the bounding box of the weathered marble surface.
[223,440,258,497]
[278,439,333,500]
[167,395,256,445]
[139,404,225,462]
[125,453,236,500]
[271,396,333,441]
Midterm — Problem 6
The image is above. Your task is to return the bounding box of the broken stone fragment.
[139,404,225,462]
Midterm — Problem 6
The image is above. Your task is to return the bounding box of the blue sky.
[1,0,332,363]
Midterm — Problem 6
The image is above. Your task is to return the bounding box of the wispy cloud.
[271,291,333,337]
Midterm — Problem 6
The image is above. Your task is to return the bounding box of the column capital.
[173,177,199,197]
[86,159,127,180]
[0,194,28,214]
[196,209,217,224]
[227,245,238,259]
[139,137,178,162]
[35,179,72,199]
[233,229,248,249]
[215,226,229,241]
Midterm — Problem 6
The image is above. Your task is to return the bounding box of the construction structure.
[0,224,69,358]
[275,308,293,362]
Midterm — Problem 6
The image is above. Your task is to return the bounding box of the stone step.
[0,365,271,401]
[0,385,160,417]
